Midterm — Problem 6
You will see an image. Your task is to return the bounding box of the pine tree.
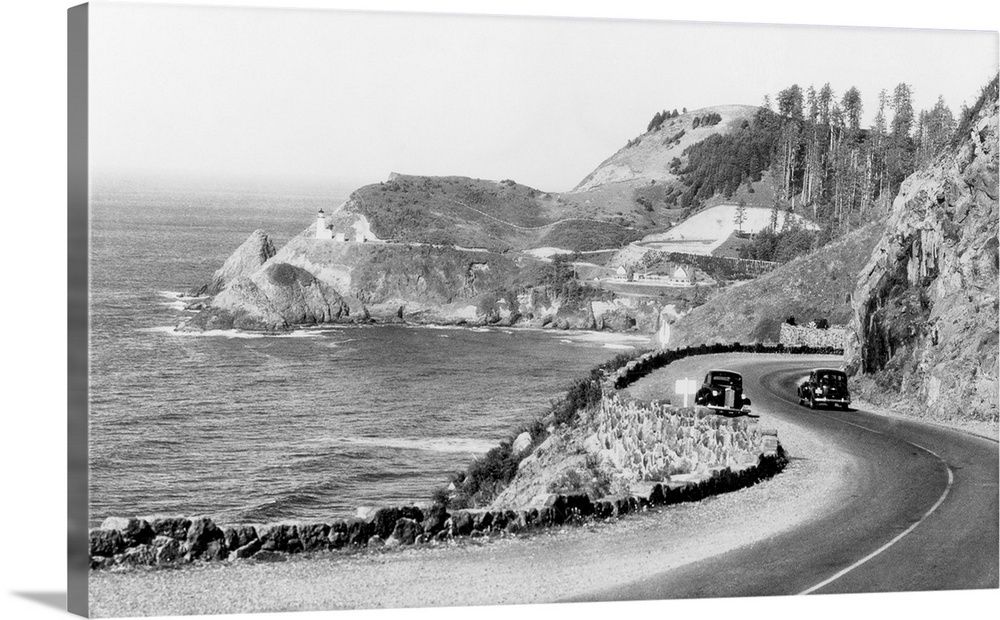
[915,95,955,166]
[647,110,665,132]
[842,87,863,131]
[839,86,864,226]
[887,83,915,192]
[871,89,890,210]
[775,84,806,202]
[734,200,748,234]
[803,85,822,208]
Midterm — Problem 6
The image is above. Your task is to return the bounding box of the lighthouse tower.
[315,209,332,239]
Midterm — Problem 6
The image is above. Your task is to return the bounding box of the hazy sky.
[89,1,998,193]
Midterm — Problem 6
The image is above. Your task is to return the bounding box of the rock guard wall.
[779,323,847,349]
[89,455,787,570]
[595,395,764,483]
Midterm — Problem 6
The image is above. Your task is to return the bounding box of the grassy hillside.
[347,175,546,252]
[572,105,758,192]
[345,174,639,253]
[669,221,884,346]
[565,105,773,226]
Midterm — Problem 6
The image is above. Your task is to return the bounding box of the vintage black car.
[798,368,851,409]
[694,370,751,415]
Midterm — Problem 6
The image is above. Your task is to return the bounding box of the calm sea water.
[89,186,650,527]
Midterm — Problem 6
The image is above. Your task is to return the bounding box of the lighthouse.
[315,209,332,239]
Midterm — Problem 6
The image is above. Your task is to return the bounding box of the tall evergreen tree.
[818,83,834,126]
[774,85,806,202]
[842,87,863,131]
[871,89,890,209]
[915,95,955,166]
[887,83,916,191]
[777,84,804,119]
[804,85,822,206]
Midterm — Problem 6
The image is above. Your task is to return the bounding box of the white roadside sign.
[675,378,699,407]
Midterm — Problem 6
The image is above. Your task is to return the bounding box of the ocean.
[88,185,650,527]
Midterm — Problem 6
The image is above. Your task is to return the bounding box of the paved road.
[574,357,999,600]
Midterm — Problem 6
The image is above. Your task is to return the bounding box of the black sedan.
[798,368,852,409]
[694,369,752,415]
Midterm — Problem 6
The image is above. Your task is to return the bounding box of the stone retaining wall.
[89,451,787,570]
[779,323,847,349]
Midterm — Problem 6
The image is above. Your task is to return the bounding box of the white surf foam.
[318,436,496,454]
[139,325,341,339]
[155,291,192,311]
[140,326,269,339]
[554,330,653,347]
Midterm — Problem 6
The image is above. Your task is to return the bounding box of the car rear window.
[817,371,847,384]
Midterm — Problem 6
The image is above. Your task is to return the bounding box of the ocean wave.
[156,290,186,300]
[553,330,654,347]
[154,291,189,311]
[159,300,189,311]
[411,324,465,331]
[314,435,496,455]
[138,325,343,339]
[139,325,269,339]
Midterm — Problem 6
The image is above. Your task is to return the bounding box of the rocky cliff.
[181,261,349,331]
[181,228,670,333]
[188,230,276,297]
[845,79,999,426]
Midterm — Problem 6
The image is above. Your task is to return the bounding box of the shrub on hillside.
[539,220,642,252]
[738,227,817,263]
[598,350,648,375]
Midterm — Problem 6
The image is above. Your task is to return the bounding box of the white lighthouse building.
[315,209,333,239]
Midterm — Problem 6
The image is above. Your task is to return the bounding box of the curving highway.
[576,356,999,600]
[89,355,997,616]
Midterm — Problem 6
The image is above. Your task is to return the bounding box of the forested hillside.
[665,82,960,263]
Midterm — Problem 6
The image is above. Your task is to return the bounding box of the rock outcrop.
[180,261,349,331]
[181,227,673,333]
[189,230,276,297]
[845,80,998,425]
